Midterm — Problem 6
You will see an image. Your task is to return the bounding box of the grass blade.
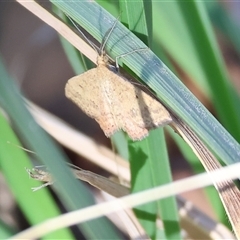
[0,112,74,239]
[50,1,240,168]
[0,56,120,239]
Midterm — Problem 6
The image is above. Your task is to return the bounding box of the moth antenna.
[66,14,98,53]
[7,141,36,154]
[99,16,120,55]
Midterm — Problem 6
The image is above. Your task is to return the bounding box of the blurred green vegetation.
[0,1,239,239]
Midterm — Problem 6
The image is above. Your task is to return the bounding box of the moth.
[65,18,172,140]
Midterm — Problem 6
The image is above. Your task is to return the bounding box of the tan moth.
[65,18,172,140]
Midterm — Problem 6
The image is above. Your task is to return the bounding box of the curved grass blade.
[0,113,74,239]
[152,1,240,140]
[50,1,240,169]
[117,2,181,239]
[0,56,120,239]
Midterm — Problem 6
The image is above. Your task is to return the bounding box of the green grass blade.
[119,0,151,46]
[208,2,240,56]
[50,2,240,232]
[0,57,120,239]
[167,126,229,225]
[176,1,240,139]
[116,2,180,238]
[0,112,74,239]
[96,1,119,18]
[50,1,240,171]
[148,130,181,240]
[129,135,158,238]
[150,1,240,224]
[152,1,240,140]
[129,128,182,240]
[111,131,129,160]
[0,220,15,239]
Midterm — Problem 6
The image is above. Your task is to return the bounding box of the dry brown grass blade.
[26,163,235,239]
[27,101,130,180]
[17,0,97,63]
[26,102,235,239]
[171,114,240,239]
[16,1,239,238]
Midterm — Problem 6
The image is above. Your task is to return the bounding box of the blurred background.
[0,0,239,236]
